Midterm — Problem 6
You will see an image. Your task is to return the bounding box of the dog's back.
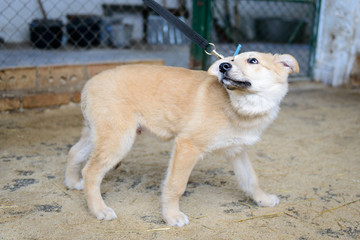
[81,64,226,140]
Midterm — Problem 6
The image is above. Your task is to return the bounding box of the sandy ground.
[0,83,359,240]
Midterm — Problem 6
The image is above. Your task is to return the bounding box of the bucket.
[111,18,133,48]
[29,19,63,49]
[66,15,102,48]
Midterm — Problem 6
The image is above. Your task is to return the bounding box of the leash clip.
[204,43,224,59]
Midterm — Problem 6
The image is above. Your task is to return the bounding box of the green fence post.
[309,0,321,79]
[190,0,212,70]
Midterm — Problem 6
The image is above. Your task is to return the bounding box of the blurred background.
[0,0,320,77]
[1,3,360,239]
[0,0,359,99]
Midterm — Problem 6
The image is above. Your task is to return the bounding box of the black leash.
[143,0,224,59]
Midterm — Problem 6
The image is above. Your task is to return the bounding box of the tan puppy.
[65,51,299,227]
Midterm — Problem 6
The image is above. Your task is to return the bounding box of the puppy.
[65,51,299,227]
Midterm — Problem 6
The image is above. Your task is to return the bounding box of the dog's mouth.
[220,77,252,90]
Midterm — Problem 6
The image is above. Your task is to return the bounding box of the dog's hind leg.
[162,137,201,227]
[227,150,279,207]
[82,121,136,220]
[65,126,92,190]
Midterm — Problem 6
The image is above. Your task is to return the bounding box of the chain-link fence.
[0,0,191,69]
[209,0,320,78]
[0,0,319,77]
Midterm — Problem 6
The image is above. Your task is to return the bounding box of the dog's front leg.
[162,137,201,227]
[227,150,279,207]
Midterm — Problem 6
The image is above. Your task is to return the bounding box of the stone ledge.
[0,59,164,112]
[23,93,70,109]
[0,98,21,111]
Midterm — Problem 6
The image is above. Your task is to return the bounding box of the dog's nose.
[219,62,232,73]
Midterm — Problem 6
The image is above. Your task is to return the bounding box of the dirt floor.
[1,82,359,240]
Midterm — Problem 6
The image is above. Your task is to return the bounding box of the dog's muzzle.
[218,63,251,90]
[219,62,232,73]
[221,78,252,90]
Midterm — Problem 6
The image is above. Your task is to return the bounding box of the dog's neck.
[227,84,288,119]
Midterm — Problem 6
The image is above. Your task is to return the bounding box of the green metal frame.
[309,0,321,79]
[191,0,322,78]
[190,0,212,70]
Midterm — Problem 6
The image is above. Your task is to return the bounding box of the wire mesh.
[210,0,319,78]
[0,0,319,77]
[0,0,191,69]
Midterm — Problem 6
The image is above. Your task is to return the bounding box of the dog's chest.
[206,111,276,152]
[208,103,282,152]
[208,126,262,152]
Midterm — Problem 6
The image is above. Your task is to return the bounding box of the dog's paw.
[163,211,189,227]
[93,207,118,221]
[254,194,280,207]
[65,178,84,190]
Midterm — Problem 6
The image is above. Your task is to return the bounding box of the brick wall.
[0,60,164,111]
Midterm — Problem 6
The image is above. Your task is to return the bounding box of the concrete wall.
[314,0,360,86]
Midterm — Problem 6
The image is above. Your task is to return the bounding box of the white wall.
[314,0,360,86]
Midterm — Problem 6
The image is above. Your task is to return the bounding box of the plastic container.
[111,18,133,48]
[66,15,102,48]
[29,19,63,49]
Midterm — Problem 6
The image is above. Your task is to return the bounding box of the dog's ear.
[275,54,299,74]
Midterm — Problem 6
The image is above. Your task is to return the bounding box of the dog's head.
[208,51,299,92]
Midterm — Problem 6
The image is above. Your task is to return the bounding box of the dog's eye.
[247,58,258,64]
